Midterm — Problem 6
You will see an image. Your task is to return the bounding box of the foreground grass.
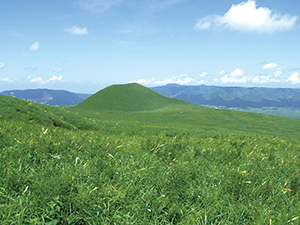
[1,117,300,224]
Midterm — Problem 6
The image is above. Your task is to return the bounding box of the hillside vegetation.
[0,94,97,130]
[1,84,300,224]
[75,83,188,112]
[73,83,300,139]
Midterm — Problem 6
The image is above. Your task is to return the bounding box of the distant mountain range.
[0,89,91,106]
[151,84,300,108]
[1,84,300,109]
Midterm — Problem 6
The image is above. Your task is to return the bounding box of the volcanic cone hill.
[74,83,190,112]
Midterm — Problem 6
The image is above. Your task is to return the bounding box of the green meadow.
[1,83,300,224]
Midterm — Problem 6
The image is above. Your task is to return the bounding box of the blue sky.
[1,0,300,93]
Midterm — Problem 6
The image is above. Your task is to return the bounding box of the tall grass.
[1,117,299,224]
[1,88,300,224]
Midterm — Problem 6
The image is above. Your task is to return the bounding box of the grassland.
[244,107,300,119]
[1,83,300,224]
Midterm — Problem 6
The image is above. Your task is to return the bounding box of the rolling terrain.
[1,83,300,224]
[73,83,300,139]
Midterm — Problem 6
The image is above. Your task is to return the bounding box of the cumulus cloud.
[30,77,44,83]
[173,74,188,79]
[29,42,40,51]
[252,76,260,83]
[0,62,6,68]
[286,72,300,84]
[260,75,280,83]
[274,70,282,77]
[30,75,63,84]
[199,72,207,77]
[195,0,298,33]
[262,62,278,70]
[221,75,248,83]
[1,78,11,82]
[65,26,88,35]
[134,74,196,86]
[48,75,63,82]
[74,0,124,13]
[218,70,226,76]
[176,77,196,85]
[134,77,155,85]
[252,75,280,83]
[154,78,173,85]
[154,77,195,85]
[230,69,243,76]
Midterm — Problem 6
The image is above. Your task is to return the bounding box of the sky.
[1,0,300,93]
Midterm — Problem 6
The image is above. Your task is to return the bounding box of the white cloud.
[262,62,278,70]
[194,21,211,30]
[65,26,88,35]
[30,75,63,84]
[230,68,243,76]
[173,74,187,79]
[152,74,195,86]
[74,0,124,13]
[218,70,226,76]
[29,42,39,51]
[0,62,6,68]
[195,0,298,33]
[252,76,260,83]
[274,70,282,77]
[155,78,173,85]
[286,72,300,84]
[260,75,280,83]
[221,75,248,83]
[252,75,280,83]
[48,75,63,82]
[1,78,11,82]
[30,77,44,83]
[176,77,196,85]
[199,72,207,77]
[135,78,155,85]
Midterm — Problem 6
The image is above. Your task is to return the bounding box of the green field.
[244,107,300,119]
[1,83,300,224]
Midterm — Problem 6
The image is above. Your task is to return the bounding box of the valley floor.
[203,105,300,119]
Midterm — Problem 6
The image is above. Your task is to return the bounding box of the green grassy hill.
[1,83,300,224]
[75,83,189,112]
[71,83,300,139]
[0,94,97,130]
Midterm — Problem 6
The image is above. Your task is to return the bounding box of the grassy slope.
[1,114,300,224]
[72,83,300,139]
[0,94,97,130]
[1,84,300,224]
[75,83,187,112]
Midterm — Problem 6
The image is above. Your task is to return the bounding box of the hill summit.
[75,83,184,111]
